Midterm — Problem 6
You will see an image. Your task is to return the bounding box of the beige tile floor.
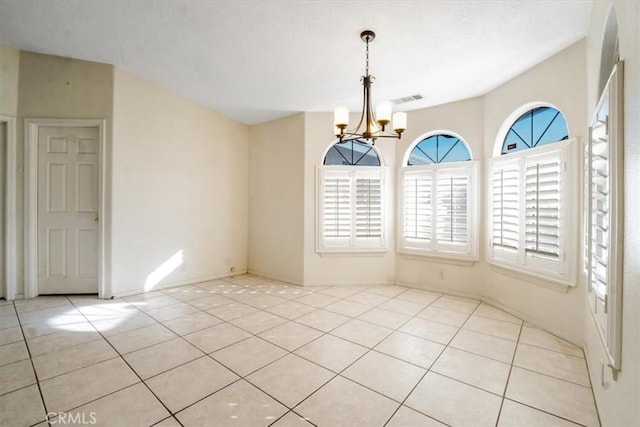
[0,274,600,427]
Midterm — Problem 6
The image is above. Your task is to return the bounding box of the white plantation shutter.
[524,154,561,260]
[437,173,468,244]
[400,163,477,258]
[590,121,609,299]
[491,162,520,257]
[322,173,351,239]
[355,177,382,238]
[585,61,623,371]
[583,140,590,274]
[490,142,571,278]
[403,172,432,244]
[318,167,386,251]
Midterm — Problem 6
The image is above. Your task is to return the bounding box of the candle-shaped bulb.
[334,106,349,127]
[392,112,407,132]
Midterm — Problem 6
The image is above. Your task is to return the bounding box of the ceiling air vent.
[391,94,423,105]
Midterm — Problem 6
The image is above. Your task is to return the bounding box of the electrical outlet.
[438,269,445,279]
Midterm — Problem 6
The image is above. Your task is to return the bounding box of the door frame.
[0,115,17,300]
[25,118,108,298]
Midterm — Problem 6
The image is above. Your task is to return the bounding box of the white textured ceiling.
[0,1,592,125]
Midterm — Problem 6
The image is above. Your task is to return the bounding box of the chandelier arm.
[335,134,365,144]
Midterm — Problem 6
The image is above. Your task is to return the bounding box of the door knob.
[94,216,99,223]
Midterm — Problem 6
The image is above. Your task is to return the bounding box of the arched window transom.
[501,106,568,154]
[324,140,380,166]
[408,134,471,165]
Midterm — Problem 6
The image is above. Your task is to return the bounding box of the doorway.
[25,119,107,298]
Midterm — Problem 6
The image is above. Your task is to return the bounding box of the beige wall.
[111,69,249,296]
[248,113,305,284]
[385,42,588,344]
[302,112,396,286]
[0,43,20,116]
[584,2,640,426]
[15,52,114,298]
[9,52,249,298]
[18,52,114,120]
[481,40,588,342]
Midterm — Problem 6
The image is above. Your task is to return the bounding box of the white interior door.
[38,126,99,294]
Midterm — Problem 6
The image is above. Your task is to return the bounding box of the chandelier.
[334,30,407,144]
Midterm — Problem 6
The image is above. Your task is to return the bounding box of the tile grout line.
[516,339,587,359]
[11,276,597,427]
[509,364,594,389]
[500,397,588,427]
[66,297,183,425]
[100,280,335,420]
[68,288,591,421]
[382,297,484,426]
[582,343,603,427]
[4,281,437,424]
[159,283,384,420]
[166,282,427,424]
[494,318,524,427]
[12,298,52,426]
[150,414,183,427]
[267,410,318,427]
[289,289,453,425]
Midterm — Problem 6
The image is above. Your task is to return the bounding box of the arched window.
[317,140,386,252]
[324,139,380,166]
[490,104,575,284]
[408,134,471,165]
[399,133,478,260]
[501,106,568,154]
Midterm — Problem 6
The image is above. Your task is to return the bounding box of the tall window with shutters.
[317,140,387,252]
[585,62,624,371]
[399,133,478,260]
[489,106,576,283]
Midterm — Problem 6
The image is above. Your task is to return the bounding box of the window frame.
[585,61,624,372]
[398,132,478,262]
[316,164,389,254]
[398,161,479,261]
[500,106,569,155]
[488,137,577,287]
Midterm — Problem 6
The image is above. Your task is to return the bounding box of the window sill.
[317,249,388,258]
[487,260,574,292]
[398,250,478,267]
